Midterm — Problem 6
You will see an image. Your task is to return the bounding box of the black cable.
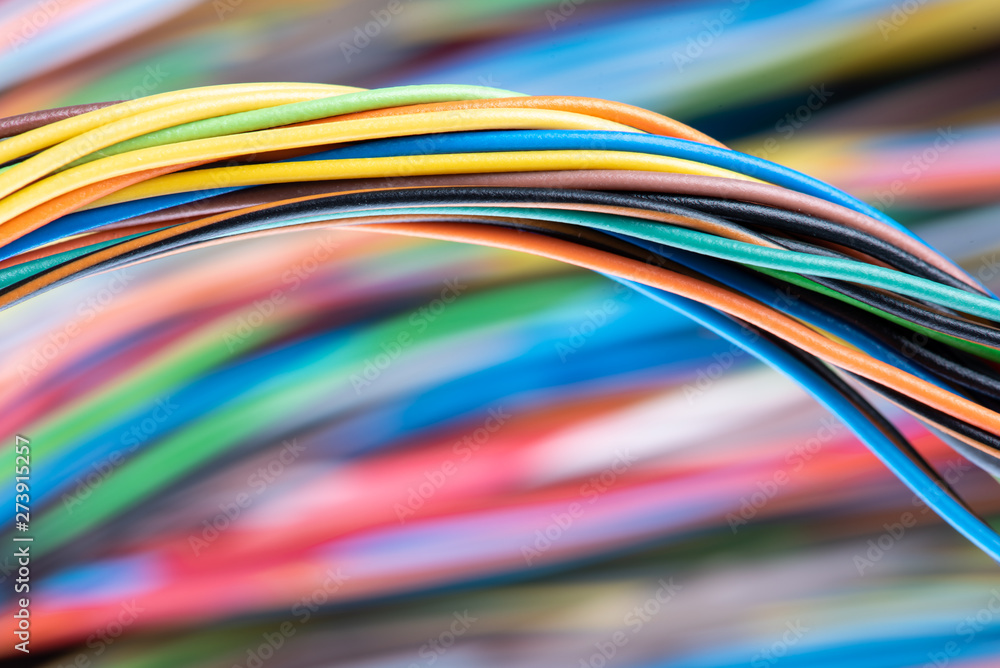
[633,193,978,293]
[850,372,1000,456]
[7,187,1000,357]
[9,186,1000,466]
[720,314,985,495]
[768,235,1000,349]
[0,187,762,307]
[745,266,1000,409]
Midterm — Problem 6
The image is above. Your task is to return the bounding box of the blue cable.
[0,189,236,261]
[611,277,1000,563]
[611,233,950,389]
[614,233,1000,477]
[291,129,908,229]
[9,129,981,297]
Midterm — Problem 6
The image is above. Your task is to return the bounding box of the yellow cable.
[0,89,368,201]
[0,83,362,168]
[0,108,646,225]
[86,151,760,208]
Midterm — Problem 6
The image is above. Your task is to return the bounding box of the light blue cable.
[612,276,1000,563]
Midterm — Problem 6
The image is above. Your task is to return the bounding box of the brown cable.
[0,102,122,140]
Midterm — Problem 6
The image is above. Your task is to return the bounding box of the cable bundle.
[2,83,1000,656]
[7,225,999,661]
[5,1,999,211]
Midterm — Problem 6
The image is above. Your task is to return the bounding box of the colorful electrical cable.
[3,81,1000,662]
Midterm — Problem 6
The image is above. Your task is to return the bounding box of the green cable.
[753,267,1000,363]
[230,204,1000,323]
[0,229,161,289]
[66,84,526,168]
[9,204,998,345]
[9,205,998,345]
